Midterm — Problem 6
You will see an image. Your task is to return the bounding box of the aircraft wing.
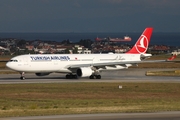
[67,60,141,68]
[67,55,177,69]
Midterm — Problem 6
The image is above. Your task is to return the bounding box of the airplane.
[6,27,176,80]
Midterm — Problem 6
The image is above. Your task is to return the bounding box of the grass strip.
[146,70,180,76]
[0,82,180,117]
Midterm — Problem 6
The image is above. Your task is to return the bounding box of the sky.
[0,0,180,33]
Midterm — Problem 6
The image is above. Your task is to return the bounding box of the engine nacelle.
[35,73,50,76]
[76,67,93,77]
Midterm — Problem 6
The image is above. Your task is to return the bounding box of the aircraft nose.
[6,62,11,69]
[6,62,16,70]
[6,62,14,70]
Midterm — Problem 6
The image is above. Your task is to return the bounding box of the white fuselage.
[6,53,142,73]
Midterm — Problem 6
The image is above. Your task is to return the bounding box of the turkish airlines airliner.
[6,28,176,80]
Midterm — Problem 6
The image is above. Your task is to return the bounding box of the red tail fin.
[126,27,153,54]
[167,54,177,61]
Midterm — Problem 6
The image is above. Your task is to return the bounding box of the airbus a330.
[6,28,176,80]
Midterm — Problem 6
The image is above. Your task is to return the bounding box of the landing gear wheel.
[89,75,101,79]
[96,75,101,79]
[89,75,95,79]
[20,72,25,80]
[20,76,25,80]
[66,75,69,79]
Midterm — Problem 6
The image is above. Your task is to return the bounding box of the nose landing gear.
[20,72,25,80]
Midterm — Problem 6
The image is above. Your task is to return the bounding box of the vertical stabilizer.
[126,27,153,54]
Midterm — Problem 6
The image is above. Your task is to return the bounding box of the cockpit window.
[9,59,18,62]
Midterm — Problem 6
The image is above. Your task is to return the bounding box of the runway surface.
[0,68,180,84]
[0,68,180,120]
[2,111,180,120]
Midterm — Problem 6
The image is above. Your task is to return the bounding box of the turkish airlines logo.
[135,35,148,54]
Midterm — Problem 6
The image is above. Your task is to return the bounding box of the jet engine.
[35,73,50,76]
[76,67,93,77]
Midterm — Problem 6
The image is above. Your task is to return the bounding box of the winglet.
[126,27,153,54]
[167,54,177,61]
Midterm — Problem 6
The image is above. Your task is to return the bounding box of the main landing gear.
[89,75,101,79]
[20,72,25,80]
[65,74,101,79]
